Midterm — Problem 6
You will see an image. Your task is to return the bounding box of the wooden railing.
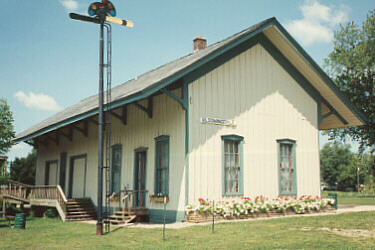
[109,189,148,217]
[29,185,67,211]
[0,180,68,220]
[0,180,33,201]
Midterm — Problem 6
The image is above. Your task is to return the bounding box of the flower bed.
[185,196,335,223]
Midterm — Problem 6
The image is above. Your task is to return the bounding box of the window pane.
[156,139,169,195]
[112,147,122,193]
[279,143,294,193]
[223,140,240,194]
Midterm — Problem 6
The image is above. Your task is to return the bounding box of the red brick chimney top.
[193,36,207,53]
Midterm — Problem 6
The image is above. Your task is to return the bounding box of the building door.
[134,150,147,207]
[69,155,87,198]
[45,161,58,185]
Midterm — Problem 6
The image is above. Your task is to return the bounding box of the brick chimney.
[193,36,207,53]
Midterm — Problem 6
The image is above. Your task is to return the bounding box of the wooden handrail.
[57,185,67,203]
[108,189,148,218]
[0,180,30,201]
[8,179,34,188]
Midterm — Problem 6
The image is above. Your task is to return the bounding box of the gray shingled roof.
[15,18,274,142]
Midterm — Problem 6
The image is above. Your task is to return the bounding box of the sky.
[1,0,374,161]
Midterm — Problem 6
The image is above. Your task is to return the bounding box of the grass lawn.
[1,212,375,249]
[322,191,375,206]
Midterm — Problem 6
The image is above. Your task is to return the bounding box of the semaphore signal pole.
[69,0,133,236]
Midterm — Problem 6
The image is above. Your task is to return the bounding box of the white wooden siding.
[263,27,362,129]
[36,89,186,212]
[188,44,320,202]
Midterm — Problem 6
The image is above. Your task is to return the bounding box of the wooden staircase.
[108,210,136,224]
[65,198,97,221]
[106,190,148,225]
[0,180,98,222]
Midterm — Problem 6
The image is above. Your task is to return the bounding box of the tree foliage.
[320,142,354,188]
[320,142,374,190]
[9,149,36,185]
[0,98,15,155]
[324,9,375,152]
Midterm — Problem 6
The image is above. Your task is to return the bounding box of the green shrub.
[28,210,36,219]
[45,209,56,218]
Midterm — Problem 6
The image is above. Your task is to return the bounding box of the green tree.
[360,153,375,189]
[320,142,355,188]
[324,9,375,152]
[9,149,36,185]
[0,98,15,155]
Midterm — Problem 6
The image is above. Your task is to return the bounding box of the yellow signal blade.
[124,20,134,28]
[105,16,134,28]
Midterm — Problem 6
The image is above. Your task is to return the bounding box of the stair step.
[66,214,97,218]
[114,211,136,216]
[67,211,97,215]
[109,215,133,220]
[66,202,92,205]
[65,203,93,207]
[67,198,91,202]
[66,218,96,222]
[67,207,95,211]
[108,215,137,224]
[109,220,127,224]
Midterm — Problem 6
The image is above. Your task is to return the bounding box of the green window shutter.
[154,135,170,195]
[277,139,297,196]
[221,135,244,196]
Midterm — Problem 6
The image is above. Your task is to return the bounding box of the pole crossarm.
[70,13,134,28]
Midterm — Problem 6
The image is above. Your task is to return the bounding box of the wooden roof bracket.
[320,99,348,126]
[134,97,153,118]
[72,120,88,137]
[160,87,187,110]
[24,140,37,149]
[110,105,127,125]
[59,128,73,142]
